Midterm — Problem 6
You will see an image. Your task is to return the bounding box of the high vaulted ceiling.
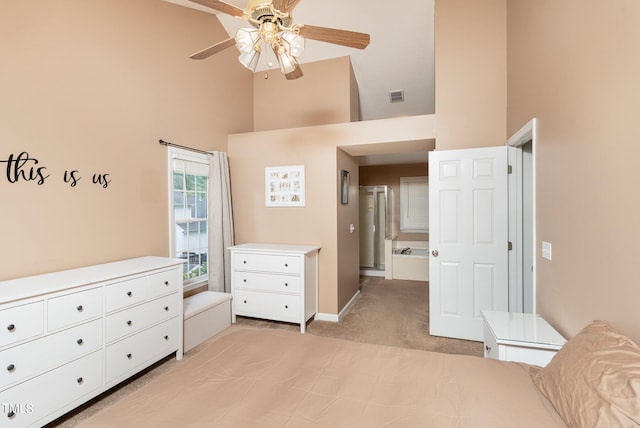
[164,0,435,123]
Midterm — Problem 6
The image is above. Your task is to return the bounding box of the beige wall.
[336,149,360,311]
[360,164,428,241]
[253,56,357,132]
[228,115,436,315]
[507,0,640,344]
[435,0,507,149]
[0,0,253,280]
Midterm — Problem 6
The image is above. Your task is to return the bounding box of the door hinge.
[507,165,513,174]
[508,241,513,251]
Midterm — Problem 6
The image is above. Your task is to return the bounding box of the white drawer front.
[233,253,301,274]
[0,302,44,349]
[234,272,301,294]
[105,277,146,312]
[503,346,558,367]
[105,294,178,343]
[105,318,179,383]
[147,269,180,299]
[47,287,103,331]
[0,319,102,390]
[0,350,102,427]
[234,289,300,323]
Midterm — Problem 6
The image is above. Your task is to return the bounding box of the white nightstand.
[481,310,566,367]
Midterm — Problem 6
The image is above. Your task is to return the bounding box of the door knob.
[432,250,439,257]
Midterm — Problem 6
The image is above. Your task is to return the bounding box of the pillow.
[533,321,640,428]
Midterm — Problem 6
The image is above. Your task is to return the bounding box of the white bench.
[183,291,232,352]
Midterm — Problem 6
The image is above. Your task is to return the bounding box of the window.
[400,176,429,232]
[170,149,209,290]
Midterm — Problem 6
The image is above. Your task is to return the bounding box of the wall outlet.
[542,241,552,260]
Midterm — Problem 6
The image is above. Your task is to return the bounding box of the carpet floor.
[49,277,482,427]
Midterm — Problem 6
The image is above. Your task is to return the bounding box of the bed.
[77,321,640,428]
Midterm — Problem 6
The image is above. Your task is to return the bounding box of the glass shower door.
[359,186,388,272]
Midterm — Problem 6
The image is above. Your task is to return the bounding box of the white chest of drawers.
[229,243,320,333]
[481,310,566,367]
[0,257,183,427]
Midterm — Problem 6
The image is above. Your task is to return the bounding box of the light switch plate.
[542,241,552,260]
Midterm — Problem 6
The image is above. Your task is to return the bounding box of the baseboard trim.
[315,313,339,322]
[316,289,361,323]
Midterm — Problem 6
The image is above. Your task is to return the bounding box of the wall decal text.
[1,152,111,188]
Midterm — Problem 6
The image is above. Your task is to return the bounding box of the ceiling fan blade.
[298,24,370,50]
[285,65,304,80]
[272,0,303,13]
[190,37,236,60]
[187,0,245,17]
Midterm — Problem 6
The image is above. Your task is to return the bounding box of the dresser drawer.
[1,319,102,390]
[0,350,102,427]
[105,293,178,343]
[233,253,301,275]
[105,318,179,383]
[147,268,180,299]
[105,277,146,312]
[47,287,102,331]
[234,289,300,323]
[0,302,44,348]
[233,272,301,294]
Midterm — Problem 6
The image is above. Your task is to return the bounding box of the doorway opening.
[507,118,537,314]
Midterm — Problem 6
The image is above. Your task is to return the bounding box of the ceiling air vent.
[389,89,405,103]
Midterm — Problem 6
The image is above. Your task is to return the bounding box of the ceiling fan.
[187,0,371,80]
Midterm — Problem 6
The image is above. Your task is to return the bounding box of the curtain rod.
[158,139,212,156]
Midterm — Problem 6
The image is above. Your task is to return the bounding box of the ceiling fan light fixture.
[280,31,305,58]
[238,49,261,71]
[275,45,298,74]
[235,28,261,54]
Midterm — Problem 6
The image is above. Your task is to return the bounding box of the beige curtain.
[208,152,234,293]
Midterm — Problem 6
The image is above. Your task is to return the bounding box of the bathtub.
[389,241,429,281]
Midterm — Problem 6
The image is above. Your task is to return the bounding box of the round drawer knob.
[7,324,15,332]
[243,300,247,304]
[7,364,15,372]
[77,338,84,345]
[243,279,247,283]
[284,283,288,287]
[164,306,169,312]
[77,377,84,384]
[127,291,132,297]
[7,410,16,419]
[126,320,132,326]
[164,335,169,340]
[164,281,169,286]
[243,260,247,264]
[127,353,133,359]
[76,305,84,312]
[285,305,289,309]
[285,264,288,267]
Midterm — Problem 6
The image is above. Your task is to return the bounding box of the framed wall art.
[340,169,350,204]
[265,165,305,207]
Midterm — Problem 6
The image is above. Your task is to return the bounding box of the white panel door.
[428,147,509,341]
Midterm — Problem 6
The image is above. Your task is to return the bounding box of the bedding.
[78,327,566,428]
[533,321,640,427]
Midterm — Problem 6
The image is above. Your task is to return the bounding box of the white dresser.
[229,243,320,333]
[0,257,183,427]
[482,310,566,367]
